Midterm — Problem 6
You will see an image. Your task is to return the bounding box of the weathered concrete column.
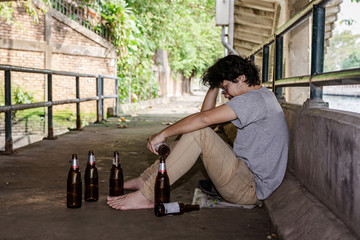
[285,0,311,105]
[156,49,171,97]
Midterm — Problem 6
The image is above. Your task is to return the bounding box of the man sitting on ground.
[107,54,289,210]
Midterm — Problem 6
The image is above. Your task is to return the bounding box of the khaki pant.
[139,127,258,205]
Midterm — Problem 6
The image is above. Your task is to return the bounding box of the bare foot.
[107,190,153,210]
[124,177,144,190]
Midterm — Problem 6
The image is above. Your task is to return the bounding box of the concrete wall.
[0,1,117,115]
[281,103,360,238]
[284,0,310,104]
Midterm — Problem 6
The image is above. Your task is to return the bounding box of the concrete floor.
[0,93,275,239]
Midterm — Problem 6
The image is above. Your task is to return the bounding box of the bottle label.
[88,155,95,164]
[164,202,180,214]
[114,156,120,167]
[71,159,79,169]
[158,162,166,173]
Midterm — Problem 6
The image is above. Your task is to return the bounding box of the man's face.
[220,80,234,100]
[220,75,248,100]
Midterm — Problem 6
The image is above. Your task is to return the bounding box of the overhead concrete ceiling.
[232,0,343,58]
[233,0,280,57]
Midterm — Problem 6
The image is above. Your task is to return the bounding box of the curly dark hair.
[201,55,260,88]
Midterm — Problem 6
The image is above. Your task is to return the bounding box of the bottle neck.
[113,155,121,167]
[155,143,170,157]
[71,158,79,169]
[88,155,95,165]
[184,204,200,212]
[158,157,166,173]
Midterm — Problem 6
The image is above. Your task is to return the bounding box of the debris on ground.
[161,122,174,125]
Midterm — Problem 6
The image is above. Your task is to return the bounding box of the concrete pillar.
[285,0,311,104]
[155,49,171,97]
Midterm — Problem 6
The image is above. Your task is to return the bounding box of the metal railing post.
[262,45,270,83]
[275,36,284,100]
[46,73,55,139]
[115,77,119,116]
[96,76,102,122]
[76,76,81,129]
[101,76,104,120]
[0,64,119,153]
[310,5,326,100]
[4,70,13,153]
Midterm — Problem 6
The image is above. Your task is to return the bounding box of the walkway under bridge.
[0,94,275,240]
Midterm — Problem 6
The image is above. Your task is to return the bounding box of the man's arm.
[147,104,237,154]
[201,87,219,112]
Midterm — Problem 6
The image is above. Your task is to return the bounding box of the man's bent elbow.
[199,113,213,127]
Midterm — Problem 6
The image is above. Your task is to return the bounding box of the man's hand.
[147,132,166,155]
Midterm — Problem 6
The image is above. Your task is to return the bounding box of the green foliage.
[0,86,34,106]
[340,19,355,26]
[92,0,222,102]
[0,0,50,25]
[342,51,360,69]
[94,0,157,103]
[324,30,360,71]
[13,86,34,105]
[126,0,223,78]
[0,2,15,24]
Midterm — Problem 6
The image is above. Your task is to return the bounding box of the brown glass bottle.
[84,150,99,201]
[109,151,124,196]
[155,202,200,216]
[154,156,170,210]
[155,143,170,157]
[67,153,82,208]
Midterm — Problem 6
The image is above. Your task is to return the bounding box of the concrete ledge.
[265,173,358,240]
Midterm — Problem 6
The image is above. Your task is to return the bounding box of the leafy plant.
[325,30,360,71]
[91,0,222,102]
[13,86,34,105]
[342,51,360,69]
[0,0,50,25]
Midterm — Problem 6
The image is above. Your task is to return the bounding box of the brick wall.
[0,50,46,103]
[52,19,99,47]
[0,3,116,116]
[0,7,45,42]
[0,3,117,150]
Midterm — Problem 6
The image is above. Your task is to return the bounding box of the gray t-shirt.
[225,86,289,200]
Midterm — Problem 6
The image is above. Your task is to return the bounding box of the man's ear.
[236,75,246,82]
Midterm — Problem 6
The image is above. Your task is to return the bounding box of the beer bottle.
[84,150,99,202]
[154,156,170,209]
[155,143,170,157]
[155,202,200,216]
[109,151,124,196]
[67,153,82,208]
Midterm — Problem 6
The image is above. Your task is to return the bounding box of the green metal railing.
[248,0,360,101]
[0,65,118,154]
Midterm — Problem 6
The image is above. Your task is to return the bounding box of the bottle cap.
[71,153,79,169]
[88,150,95,164]
[113,151,120,166]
